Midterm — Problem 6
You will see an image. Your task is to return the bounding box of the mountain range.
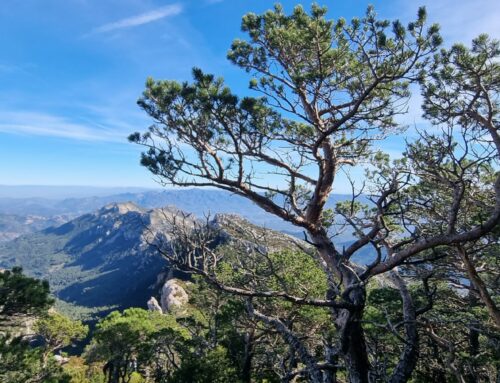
[0,188,364,242]
[0,187,373,318]
[0,201,323,318]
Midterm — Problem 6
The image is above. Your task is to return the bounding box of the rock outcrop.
[147,279,189,314]
[160,279,189,313]
[147,297,163,313]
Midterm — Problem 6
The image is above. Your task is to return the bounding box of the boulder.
[160,279,189,312]
[147,296,163,313]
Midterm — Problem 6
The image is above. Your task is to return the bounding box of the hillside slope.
[0,203,318,317]
[0,203,174,316]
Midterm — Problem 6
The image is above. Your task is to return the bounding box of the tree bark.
[336,303,370,383]
[242,327,255,383]
[456,246,500,328]
[389,271,419,383]
[466,289,480,383]
[310,230,370,383]
[247,302,324,383]
[323,338,338,383]
[311,230,370,383]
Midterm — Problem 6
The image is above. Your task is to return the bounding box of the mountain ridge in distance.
[0,188,366,243]
[0,201,318,319]
[0,185,158,199]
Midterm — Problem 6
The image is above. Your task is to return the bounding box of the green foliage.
[0,335,50,383]
[62,357,105,383]
[0,266,53,317]
[86,308,189,382]
[35,312,88,353]
[168,346,242,383]
[412,282,499,382]
[217,248,328,298]
[131,3,442,197]
[77,246,333,382]
[0,208,167,319]
[422,34,499,126]
[1,3,498,382]
[0,268,74,383]
[0,341,71,382]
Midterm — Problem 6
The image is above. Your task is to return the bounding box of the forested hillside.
[0,203,169,317]
[0,213,67,242]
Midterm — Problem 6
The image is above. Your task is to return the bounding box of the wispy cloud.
[0,111,133,142]
[90,4,182,35]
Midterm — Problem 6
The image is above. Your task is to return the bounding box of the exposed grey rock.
[212,213,308,254]
[54,354,70,364]
[147,297,163,313]
[160,279,189,312]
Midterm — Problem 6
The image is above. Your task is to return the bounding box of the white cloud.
[0,111,131,142]
[90,3,182,35]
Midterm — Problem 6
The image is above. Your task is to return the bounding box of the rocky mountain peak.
[99,202,146,215]
[0,203,323,319]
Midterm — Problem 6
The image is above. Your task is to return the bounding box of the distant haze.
[0,185,160,199]
[0,186,364,244]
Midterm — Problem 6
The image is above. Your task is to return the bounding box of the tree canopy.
[130,3,499,382]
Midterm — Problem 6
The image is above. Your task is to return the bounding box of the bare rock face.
[160,279,189,313]
[147,296,163,313]
[54,354,70,365]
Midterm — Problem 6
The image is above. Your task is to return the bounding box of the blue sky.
[0,0,498,191]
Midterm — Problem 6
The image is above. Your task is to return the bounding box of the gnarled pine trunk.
[312,231,370,383]
[389,271,419,383]
[335,285,369,383]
